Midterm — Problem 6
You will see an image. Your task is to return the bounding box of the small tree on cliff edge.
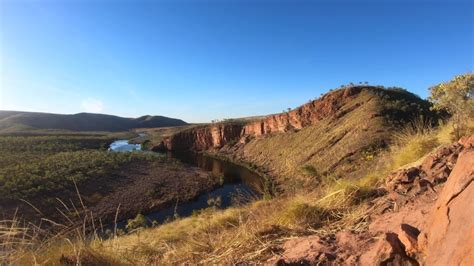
[429,73,474,139]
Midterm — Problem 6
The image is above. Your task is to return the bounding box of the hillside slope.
[160,86,436,185]
[0,111,187,132]
[270,136,474,265]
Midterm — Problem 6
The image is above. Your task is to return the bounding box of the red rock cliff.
[163,123,243,151]
[243,86,364,136]
[163,86,366,151]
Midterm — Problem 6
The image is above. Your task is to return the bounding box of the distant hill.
[0,111,187,132]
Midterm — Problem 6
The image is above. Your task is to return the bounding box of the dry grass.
[390,118,439,169]
[4,117,465,265]
[1,179,124,265]
[239,90,389,189]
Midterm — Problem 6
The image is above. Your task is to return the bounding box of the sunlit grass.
[4,117,467,264]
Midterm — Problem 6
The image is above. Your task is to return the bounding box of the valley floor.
[0,132,220,235]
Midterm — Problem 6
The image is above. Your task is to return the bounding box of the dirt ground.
[0,158,220,227]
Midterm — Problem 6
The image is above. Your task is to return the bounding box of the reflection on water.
[109,139,263,226]
[136,151,263,225]
[166,151,263,190]
[109,140,141,152]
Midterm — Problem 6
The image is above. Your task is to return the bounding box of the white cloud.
[81,98,104,113]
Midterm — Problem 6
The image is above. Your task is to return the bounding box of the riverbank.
[1,133,267,236]
[0,155,220,226]
[88,159,221,225]
[0,133,223,227]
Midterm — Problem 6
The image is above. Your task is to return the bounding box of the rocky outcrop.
[159,86,437,165]
[162,124,243,151]
[162,86,429,152]
[419,145,474,265]
[162,87,368,151]
[270,136,474,265]
[386,141,464,200]
[271,233,367,265]
[244,86,364,136]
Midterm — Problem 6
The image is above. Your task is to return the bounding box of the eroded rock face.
[419,148,474,265]
[243,87,364,136]
[162,87,368,151]
[386,141,464,198]
[269,136,474,265]
[162,124,244,151]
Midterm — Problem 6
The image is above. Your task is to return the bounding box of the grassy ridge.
[231,87,437,190]
[74,120,460,264]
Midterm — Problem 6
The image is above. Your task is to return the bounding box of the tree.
[429,73,474,139]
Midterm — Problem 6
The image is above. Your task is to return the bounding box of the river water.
[108,140,141,152]
[108,139,262,224]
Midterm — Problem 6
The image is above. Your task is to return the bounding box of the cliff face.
[160,86,435,182]
[163,124,243,151]
[243,86,364,136]
[162,86,371,151]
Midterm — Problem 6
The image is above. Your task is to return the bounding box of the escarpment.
[160,86,436,181]
[242,86,366,136]
[162,123,244,151]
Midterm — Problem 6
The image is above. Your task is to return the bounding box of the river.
[108,139,262,224]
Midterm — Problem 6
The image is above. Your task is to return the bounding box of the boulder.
[420,148,474,265]
[397,224,420,258]
[359,232,416,265]
[271,235,336,265]
[386,140,466,198]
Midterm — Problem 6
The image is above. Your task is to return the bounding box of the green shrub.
[302,165,319,178]
[126,213,148,231]
[278,201,329,228]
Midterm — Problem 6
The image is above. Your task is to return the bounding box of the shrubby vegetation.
[429,73,474,139]
[0,150,154,199]
[0,133,155,200]
[0,134,118,168]
[4,78,473,264]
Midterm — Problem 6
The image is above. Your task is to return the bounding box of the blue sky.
[1,0,472,122]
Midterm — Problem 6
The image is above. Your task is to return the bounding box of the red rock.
[421,148,474,265]
[386,141,467,198]
[164,87,371,151]
[271,235,336,265]
[269,138,474,265]
[458,135,474,148]
[244,87,364,137]
[359,232,415,265]
[163,124,243,151]
[397,224,420,257]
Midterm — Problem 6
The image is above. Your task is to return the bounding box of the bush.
[391,124,439,169]
[278,200,329,228]
[429,73,474,139]
[302,165,319,178]
[126,213,148,231]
